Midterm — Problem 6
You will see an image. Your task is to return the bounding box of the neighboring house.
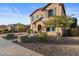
[7,23,28,32]
[0,25,8,30]
[7,24,16,31]
[30,3,76,36]
[25,25,30,30]
[0,25,8,33]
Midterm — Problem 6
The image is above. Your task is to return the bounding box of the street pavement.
[0,37,42,56]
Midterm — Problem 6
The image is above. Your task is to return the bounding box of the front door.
[38,25,42,31]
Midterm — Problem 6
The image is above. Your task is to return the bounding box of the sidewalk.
[0,37,42,56]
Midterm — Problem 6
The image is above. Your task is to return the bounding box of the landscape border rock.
[18,35,29,43]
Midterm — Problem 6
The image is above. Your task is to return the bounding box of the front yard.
[12,35,79,56]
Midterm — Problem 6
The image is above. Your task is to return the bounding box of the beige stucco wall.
[30,9,43,23]
[46,27,63,36]
[55,27,63,36]
[47,32,56,36]
[30,20,45,32]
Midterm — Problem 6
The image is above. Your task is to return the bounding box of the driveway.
[0,37,42,56]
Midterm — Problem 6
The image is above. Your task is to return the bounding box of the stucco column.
[55,27,63,36]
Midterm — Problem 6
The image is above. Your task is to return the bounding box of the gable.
[43,3,66,16]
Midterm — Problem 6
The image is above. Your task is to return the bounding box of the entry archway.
[38,24,42,31]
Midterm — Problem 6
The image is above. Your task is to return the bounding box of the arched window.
[38,25,42,31]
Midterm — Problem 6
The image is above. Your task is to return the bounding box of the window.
[48,9,56,17]
[46,27,55,32]
[37,15,39,19]
[53,8,56,15]
[46,27,50,31]
[32,16,34,21]
[52,27,55,31]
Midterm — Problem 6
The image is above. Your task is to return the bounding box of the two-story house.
[30,3,66,36]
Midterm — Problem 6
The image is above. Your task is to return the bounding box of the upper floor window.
[48,9,56,17]
[37,15,39,20]
[32,16,34,21]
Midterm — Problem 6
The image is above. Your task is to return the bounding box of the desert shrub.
[8,29,16,33]
[31,29,33,33]
[8,30,13,33]
[18,35,28,43]
[4,29,8,33]
[27,29,30,33]
[0,30,1,34]
[0,29,4,34]
[28,29,33,33]
[0,30,2,34]
[39,32,47,42]
[67,29,77,36]
[34,31,37,34]
[6,33,17,39]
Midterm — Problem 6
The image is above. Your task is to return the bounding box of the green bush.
[8,29,16,33]
[19,36,29,43]
[27,29,33,33]
[27,29,30,33]
[67,29,77,36]
[0,29,4,34]
[8,30,12,33]
[4,29,8,33]
[39,32,47,42]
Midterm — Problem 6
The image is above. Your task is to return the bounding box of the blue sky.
[0,3,79,25]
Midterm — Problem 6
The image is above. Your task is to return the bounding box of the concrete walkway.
[0,37,42,56]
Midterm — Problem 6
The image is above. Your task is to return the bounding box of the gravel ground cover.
[12,36,79,56]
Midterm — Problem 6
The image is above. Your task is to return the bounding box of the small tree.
[44,16,75,40]
[45,16,75,28]
[15,23,25,32]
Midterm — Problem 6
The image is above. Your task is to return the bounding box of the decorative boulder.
[18,35,29,43]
